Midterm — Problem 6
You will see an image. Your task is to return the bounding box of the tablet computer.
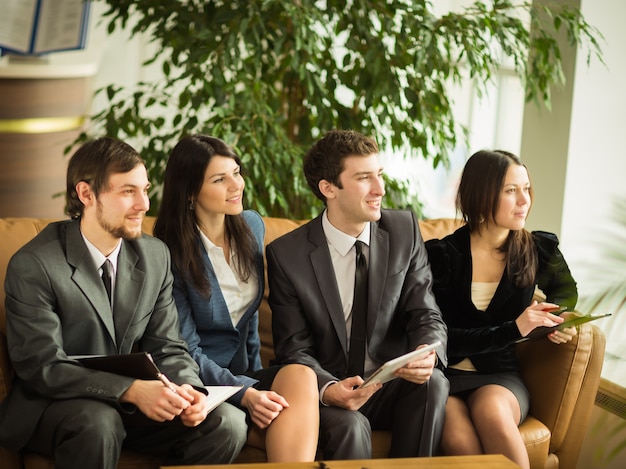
[359,340,441,388]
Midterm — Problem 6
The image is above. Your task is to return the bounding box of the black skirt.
[445,368,530,423]
[246,365,283,391]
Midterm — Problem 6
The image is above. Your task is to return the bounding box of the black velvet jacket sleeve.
[425,226,577,374]
[533,231,578,310]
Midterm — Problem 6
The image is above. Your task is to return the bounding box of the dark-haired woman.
[425,150,578,468]
[154,135,319,462]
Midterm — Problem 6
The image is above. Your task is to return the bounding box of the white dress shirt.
[82,232,121,306]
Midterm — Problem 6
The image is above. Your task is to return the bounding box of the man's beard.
[96,201,143,240]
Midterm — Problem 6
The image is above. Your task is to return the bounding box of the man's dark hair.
[65,137,144,219]
[303,130,379,203]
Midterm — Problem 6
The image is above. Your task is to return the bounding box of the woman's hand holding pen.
[515,301,565,337]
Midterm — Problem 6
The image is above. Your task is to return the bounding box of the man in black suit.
[266,130,449,459]
[0,138,247,468]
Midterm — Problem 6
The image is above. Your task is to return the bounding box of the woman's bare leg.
[441,395,483,456]
[260,364,319,462]
[468,385,529,469]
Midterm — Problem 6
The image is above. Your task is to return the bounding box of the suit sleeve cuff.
[320,380,338,406]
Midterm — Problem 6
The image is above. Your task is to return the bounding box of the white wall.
[561,0,626,290]
[565,6,626,465]
[562,0,626,371]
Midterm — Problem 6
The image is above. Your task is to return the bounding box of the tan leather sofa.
[0,216,605,469]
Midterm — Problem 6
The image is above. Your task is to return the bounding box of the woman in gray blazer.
[154,135,319,462]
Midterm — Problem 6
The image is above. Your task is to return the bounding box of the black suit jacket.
[266,209,448,389]
[0,219,203,450]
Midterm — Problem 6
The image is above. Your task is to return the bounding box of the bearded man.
[0,138,247,469]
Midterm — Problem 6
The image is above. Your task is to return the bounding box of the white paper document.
[205,385,242,413]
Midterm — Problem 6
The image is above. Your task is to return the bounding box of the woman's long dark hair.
[154,135,256,298]
[457,150,537,288]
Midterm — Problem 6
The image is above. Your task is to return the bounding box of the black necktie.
[347,240,368,377]
[101,259,112,304]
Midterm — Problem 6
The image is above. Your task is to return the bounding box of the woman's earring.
[189,200,195,211]
[479,215,485,223]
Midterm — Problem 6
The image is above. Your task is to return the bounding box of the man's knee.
[66,401,125,443]
[404,368,449,400]
[172,403,248,465]
[204,402,248,454]
[428,368,450,407]
[320,407,371,459]
[27,399,125,467]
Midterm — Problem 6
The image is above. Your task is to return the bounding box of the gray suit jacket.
[266,209,448,389]
[0,219,202,450]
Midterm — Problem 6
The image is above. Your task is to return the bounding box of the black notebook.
[71,352,161,380]
[515,313,612,343]
[71,352,242,413]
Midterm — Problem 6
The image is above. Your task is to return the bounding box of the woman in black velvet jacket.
[425,150,578,469]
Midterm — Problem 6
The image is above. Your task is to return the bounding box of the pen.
[157,372,178,394]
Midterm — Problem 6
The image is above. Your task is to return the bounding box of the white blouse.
[199,229,257,327]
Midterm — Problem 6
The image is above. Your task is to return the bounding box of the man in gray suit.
[266,130,449,459]
[0,138,247,468]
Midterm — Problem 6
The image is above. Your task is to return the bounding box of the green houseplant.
[78,0,602,217]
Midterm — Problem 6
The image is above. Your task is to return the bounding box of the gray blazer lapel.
[308,219,349,355]
[368,222,389,336]
[66,222,116,343]
[113,242,145,350]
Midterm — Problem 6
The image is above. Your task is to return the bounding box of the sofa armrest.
[517,323,605,468]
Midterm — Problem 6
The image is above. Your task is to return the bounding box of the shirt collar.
[81,232,122,275]
[198,226,221,253]
[322,209,370,257]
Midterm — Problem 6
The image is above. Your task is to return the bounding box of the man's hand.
[321,376,381,411]
[179,384,212,427]
[393,345,437,385]
[241,387,289,429]
[120,379,193,422]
